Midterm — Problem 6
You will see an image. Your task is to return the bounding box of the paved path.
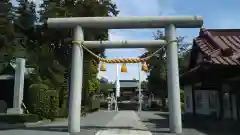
[0,110,117,135]
[3,110,234,135]
[96,111,152,135]
[0,110,152,135]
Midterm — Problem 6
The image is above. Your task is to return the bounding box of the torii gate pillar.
[47,16,203,134]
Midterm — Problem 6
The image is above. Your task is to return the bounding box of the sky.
[12,0,240,82]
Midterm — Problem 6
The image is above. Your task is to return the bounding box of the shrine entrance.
[46,16,203,134]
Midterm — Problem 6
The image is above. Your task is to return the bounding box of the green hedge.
[26,83,101,119]
[0,114,39,124]
[57,106,68,118]
[27,83,66,120]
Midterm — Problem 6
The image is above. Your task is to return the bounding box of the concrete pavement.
[0,110,153,135]
[2,110,222,135]
[0,110,117,135]
[95,111,152,135]
[137,111,240,135]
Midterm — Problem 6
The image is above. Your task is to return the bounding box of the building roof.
[114,80,139,88]
[180,28,240,84]
[194,28,240,65]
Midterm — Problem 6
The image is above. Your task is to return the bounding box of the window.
[195,92,203,109]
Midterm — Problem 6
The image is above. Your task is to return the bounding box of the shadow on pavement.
[143,112,240,135]
[141,113,170,134]
[8,125,166,133]
[0,123,26,131]
[20,126,68,132]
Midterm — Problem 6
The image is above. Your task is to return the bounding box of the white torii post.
[115,63,120,112]
[47,16,203,134]
[7,58,25,114]
[68,26,83,132]
[165,24,182,132]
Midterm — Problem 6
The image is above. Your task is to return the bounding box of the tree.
[0,0,119,116]
[12,0,65,89]
[100,81,114,96]
[38,0,119,106]
[140,30,190,108]
[0,1,16,72]
[141,80,148,89]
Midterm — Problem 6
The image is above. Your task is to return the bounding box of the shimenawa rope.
[72,40,174,63]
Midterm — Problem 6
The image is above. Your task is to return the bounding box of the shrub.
[48,91,60,120]
[57,107,68,118]
[181,102,184,112]
[28,83,48,115]
[28,84,60,119]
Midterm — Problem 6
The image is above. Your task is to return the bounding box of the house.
[180,28,240,120]
[113,80,149,110]
[114,80,139,101]
[112,80,147,100]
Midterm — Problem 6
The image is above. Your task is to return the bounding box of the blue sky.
[12,0,240,81]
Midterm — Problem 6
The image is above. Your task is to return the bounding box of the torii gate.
[46,16,203,134]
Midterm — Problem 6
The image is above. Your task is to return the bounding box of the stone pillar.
[68,25,83,133]
[165,24,182,134]
[7,58,26,114]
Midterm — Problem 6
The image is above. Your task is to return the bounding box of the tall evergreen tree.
[38,0,119,106]
[0,0,15,72]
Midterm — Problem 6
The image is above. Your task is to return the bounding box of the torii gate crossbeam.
[46,16,203,134]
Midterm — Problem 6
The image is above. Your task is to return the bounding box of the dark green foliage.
[181,102,184,112]
[0,0,119,119]
[100,81,114,96]
[49,93,60,120]
[0,1,16,71]
[35,0,119,109]
[27,84,48,113]
[0,114,39,123]
[27,83,60,120]
[140,30,190,108]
